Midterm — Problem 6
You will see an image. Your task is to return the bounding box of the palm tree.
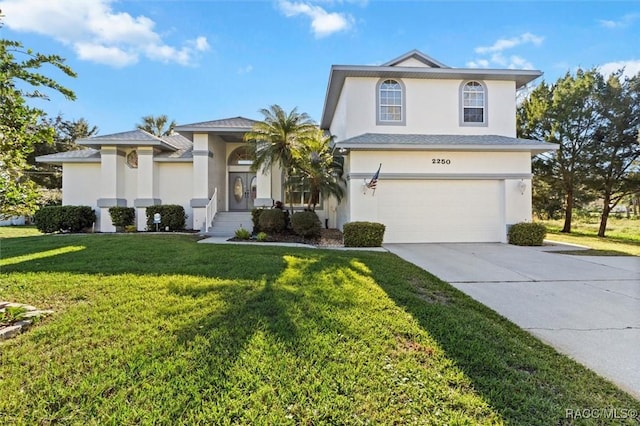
[136,114,176,137]
[295,129,345,211]
[244,105,317,210]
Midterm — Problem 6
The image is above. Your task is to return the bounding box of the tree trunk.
[562,189,573,233]
[598,194,611,237]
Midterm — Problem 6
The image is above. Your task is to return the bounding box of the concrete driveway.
[385,243,640,399]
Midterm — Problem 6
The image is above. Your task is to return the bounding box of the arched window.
[377,79,405,124]
[461,81,487,125]
[228,146,253,165]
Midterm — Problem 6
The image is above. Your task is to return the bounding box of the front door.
[228,172,257,211]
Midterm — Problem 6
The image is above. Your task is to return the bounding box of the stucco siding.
[62,163,101,206]
[157,162,194,229]
[341,77,516,139]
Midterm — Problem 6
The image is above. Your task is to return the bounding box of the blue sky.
[1,0,638,135]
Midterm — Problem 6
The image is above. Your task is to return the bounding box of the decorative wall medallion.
[126,150,138,168]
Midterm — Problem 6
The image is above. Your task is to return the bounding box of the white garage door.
[377,180,504,243]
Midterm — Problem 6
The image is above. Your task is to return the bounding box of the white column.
[254,164,273,207]
[134,147,159,231]
[191,133,210,231]
[97,146,125,232]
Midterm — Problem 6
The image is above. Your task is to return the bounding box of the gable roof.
[320,50,543,129]
[382,49,448,68]
[174,116,258,132]
[334,133,558,154]
[36,148,101,163]
[77,129,184,150]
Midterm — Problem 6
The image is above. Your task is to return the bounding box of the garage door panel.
[377,180,504,243]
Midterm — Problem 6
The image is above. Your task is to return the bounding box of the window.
[283,174,322,209]
[461,81,487,125]
[377,79,405,125]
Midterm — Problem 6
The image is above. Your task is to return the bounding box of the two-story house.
[320,50,556,243]
[37,50,556,242]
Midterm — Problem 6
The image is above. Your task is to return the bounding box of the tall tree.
[27,116,98,189]
[136,114,176,137]
[586,71,640,237]
[0,11,76,217]
[517,70,600,232]
[294,129,345,211]
[244,105,317,211]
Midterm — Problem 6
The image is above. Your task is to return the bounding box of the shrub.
[235,227,251,240]
[508,222,546,246]
[145,205,186,231]
[34,206,96,233]
[108,207,135,228]
[291,211,322,238]
[251,208,265,233]
[258,209,286,233]
[256,231,268,242]
[343,221,386,247]
[124,225,137,233]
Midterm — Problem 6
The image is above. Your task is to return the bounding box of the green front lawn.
[537,218,640,256]
[1,233,638,424]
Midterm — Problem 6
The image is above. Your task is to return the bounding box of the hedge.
[34,206,96,233]
[108,207,135,228]
[343,221,386,247]
[258,209,286,233]
[291,211,321,238]
[251,208,265,233]
[145,205,186,231]
[508,222,547,246]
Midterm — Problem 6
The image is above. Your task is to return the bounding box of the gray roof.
[36,148,101,163]
[77,129,181,150]
[161,133,192,150]
[335,133,558,154]
[174,116,258,132]
[382,50,448,68]
[154,148,193,162]
[320,50,543,129]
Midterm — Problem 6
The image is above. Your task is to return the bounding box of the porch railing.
[205,187,218,233]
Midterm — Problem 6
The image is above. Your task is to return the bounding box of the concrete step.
[208,212,252,237]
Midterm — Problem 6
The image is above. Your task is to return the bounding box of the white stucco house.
[37,50,557,243]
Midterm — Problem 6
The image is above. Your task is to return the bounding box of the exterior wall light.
[518,179,527,195]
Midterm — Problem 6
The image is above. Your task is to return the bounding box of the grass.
[537,217,640,256]
[0,225,42,239]
[1,232,639,425]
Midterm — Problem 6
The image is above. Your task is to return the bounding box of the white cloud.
[466,59,490,68]
[508,55,534,70]
[237,65,254,74]
[1,0,210,68]
[475,32,544,54]
[598,13,639,29]
[75,42,138,67]
[278,0,353,38]
[467,32,542,70]
[598,60,640,79]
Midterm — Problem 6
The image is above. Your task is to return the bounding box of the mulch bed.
[228,228,344,247]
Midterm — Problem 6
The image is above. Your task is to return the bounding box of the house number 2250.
[432,158,451,165]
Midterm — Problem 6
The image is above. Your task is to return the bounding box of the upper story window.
[461,81,487,126]
[377,79,405,125]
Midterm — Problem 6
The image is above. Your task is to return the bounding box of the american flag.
[366,163,382,193]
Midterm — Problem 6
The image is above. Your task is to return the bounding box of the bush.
[145,205,186,231]
[125,225,137,233]
[508,222,546,246]
[108,207,135,228]
[258,209,286,233]
[343,221,386,247]
[251,208,265,233]
[256,231,268,242]
[34,205,96,233]
[291,211,321,238]
[235,227,251,240]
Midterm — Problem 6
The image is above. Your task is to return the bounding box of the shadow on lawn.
[365,256,640,425]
